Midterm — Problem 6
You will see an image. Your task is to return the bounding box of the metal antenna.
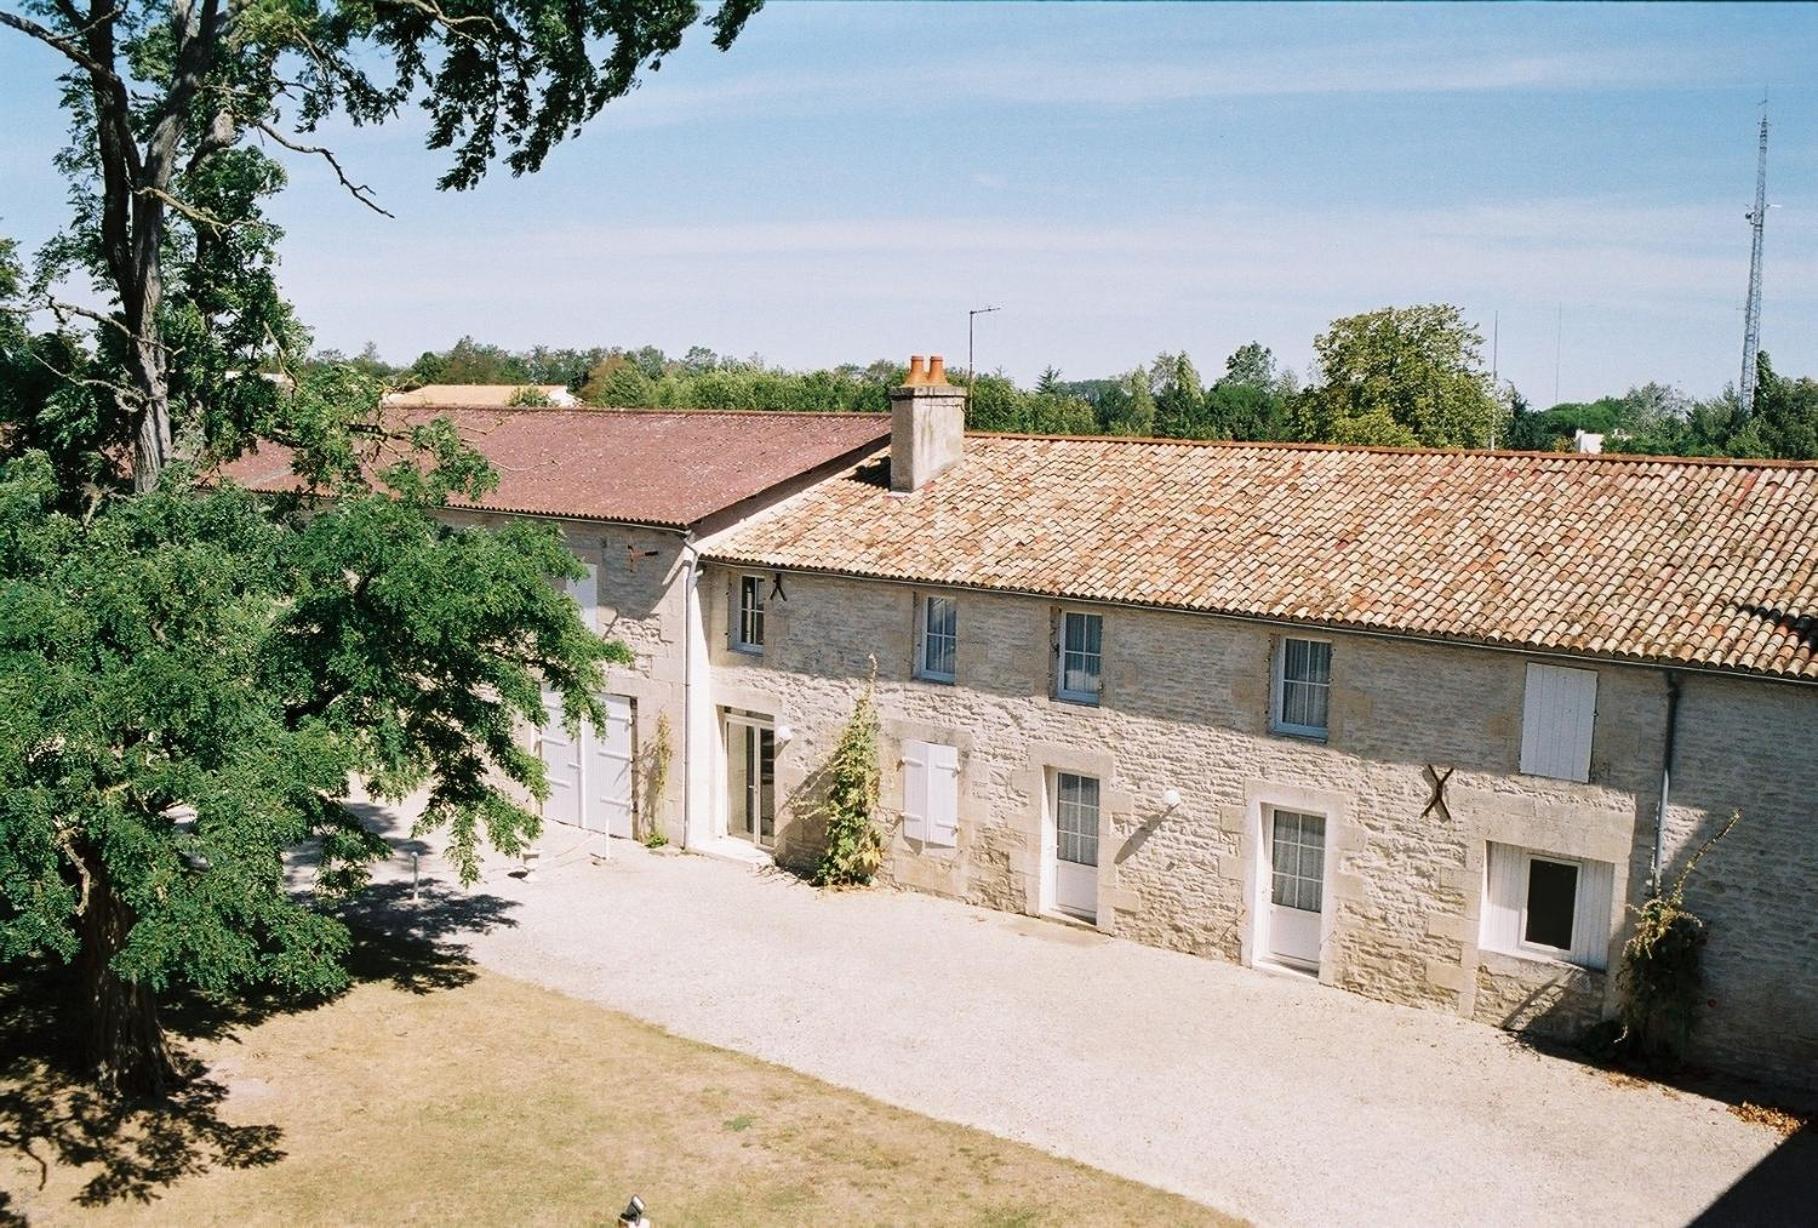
[1739,108,1770,418]
[968,305,1001,403]
[1489,310,1499,450]
[1553,304,1563,406]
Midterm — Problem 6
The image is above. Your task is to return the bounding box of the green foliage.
[1295,304,1501,448]
[813,675,883,888]
[1734,354,1818,460]
[507,386,554,407]
[641,712,674,846]
[1151,353,1210,439]
[1616,811,1740,1069]
[1092,368,1156,436]
[964,373,1097,435]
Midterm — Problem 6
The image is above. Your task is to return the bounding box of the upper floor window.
[1272,636,1331,737]
[732,574,765,654]
[1055,610,1103,704]
[1519,663,1596,782]
[916,594,958,683]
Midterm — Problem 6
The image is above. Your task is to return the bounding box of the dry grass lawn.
[2,966,1234,1227]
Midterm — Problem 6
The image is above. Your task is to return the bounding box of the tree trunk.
[77,852,175,1097]
[130,334,172,493]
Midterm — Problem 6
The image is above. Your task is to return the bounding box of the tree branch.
[254,121,394,217]
[133,184,264,234]
[39,298,180,355]
[386,0,496,40]
[0,7,116,78]
[22,343,145,406]
[185,106,239,175]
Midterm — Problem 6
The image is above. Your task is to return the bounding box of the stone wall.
[702,563,1818,1090]
[1662,673,1818,1089]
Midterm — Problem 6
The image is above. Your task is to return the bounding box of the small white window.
[900,739,959,847]
[1055,610,1102,704]
[1519,663,1596,782]
[732,574,765,654]
[565,561,599,631]
[1481,843,1614,970]
[916,595,957,683]
[1272,637,1331,737]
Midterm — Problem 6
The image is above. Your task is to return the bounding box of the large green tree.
[1733,354,1818,460]
[1293,304,1501,448]
[1150,352,1210,439]
[0,0,756,1095]
[1,0,759,489]
[1204,342,1294,442]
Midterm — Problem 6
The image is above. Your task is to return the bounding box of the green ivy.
[1617,810,1739,1068]
[813,677,883,887]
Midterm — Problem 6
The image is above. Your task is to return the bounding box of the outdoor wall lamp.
[1161,787,1183,811]
[773,723,795,747]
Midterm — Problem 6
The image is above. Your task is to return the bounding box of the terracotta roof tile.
[221,407,890,529]
[704,436,1818,682]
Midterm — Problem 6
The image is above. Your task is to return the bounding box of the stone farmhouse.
[231,362,1818,1091]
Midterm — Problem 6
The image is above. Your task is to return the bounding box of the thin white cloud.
[285,196,1818,401]
[600,36,1743,131]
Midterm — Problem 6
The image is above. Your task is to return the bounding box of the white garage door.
[540,691,635,838]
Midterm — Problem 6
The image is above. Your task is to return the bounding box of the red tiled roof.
[220,407,891,529]
[704,436,1818,682]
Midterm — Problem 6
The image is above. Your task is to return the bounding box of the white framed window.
[1481,843,1614,970]
[1271,636,1331,737]
[732,574,765,654]
[1519,663,1597,782]
[1055,610,1102,704]
[915,594,958,683]
[900,739,959,847]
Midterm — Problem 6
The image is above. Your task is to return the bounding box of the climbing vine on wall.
[1617,809,1740,1068]
[641,712,673,847]
[814,665,883,887]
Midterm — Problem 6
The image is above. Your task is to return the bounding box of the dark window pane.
[1524,859,1578,950]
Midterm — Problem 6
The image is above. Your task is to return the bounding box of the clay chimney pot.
[927,355,947,385]
[906,355,927,385]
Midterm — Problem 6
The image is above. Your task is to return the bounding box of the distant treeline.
[317,304,1817,460]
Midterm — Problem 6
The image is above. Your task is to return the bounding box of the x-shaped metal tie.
[1422,764,1455,823]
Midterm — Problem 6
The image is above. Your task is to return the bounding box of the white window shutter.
[1481,843,1523,954]
[1571,858,1615,971]
[1519,664,1597,782]
[928,744,959,847]
[901,740,929,842]
[568,562,599,631]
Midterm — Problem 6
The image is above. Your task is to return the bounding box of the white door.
[585,694,635,838]
[539,692,584,829]
[1052,772,1100,922]
[541,691,635,837]
[1267,809,1326,969]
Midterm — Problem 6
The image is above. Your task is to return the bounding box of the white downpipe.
[679,537,712,850]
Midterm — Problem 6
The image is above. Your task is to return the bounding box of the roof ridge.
[398,404,889,420]
[963,432,1818,469]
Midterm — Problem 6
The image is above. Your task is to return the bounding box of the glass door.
[725,716,775,846]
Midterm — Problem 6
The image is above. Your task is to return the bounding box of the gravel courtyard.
[349,805,1792,1227]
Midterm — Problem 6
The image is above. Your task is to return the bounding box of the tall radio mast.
[1739,111,1770,417]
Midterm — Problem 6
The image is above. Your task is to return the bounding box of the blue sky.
[3,2,1816,401]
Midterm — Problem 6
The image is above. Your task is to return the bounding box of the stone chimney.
[890,352,966,492]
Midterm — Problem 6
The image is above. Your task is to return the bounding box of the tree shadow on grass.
[0,881,518,1224]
